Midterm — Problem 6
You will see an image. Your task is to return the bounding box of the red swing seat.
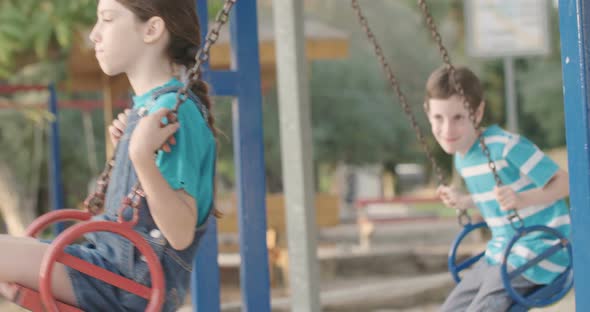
[1,209,166,312]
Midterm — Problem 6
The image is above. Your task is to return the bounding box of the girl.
[424,66,571,311]
[0,0,217,311]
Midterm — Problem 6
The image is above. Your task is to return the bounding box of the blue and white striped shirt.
[454,125,571,284]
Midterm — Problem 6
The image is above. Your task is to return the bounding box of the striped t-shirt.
[454,125,571,284]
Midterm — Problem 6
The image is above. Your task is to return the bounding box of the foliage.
[0,0,241,211]
[252,1,457,191]
[0,0,96,78]
[0,0,570,202]
[517,8,566,149]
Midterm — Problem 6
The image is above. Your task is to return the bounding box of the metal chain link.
[350,0,445,186]
[83,0,237,218]
[417,0,501,185]
[417,0,522,228]
[350,0,475,224]
[175,0,236,113]
[83,159,115,214]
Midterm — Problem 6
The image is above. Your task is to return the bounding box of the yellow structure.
[217,192,341,242]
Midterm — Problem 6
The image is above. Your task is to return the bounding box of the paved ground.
[0,219,576,311]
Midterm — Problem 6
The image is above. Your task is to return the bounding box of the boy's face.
[426,95,481,155]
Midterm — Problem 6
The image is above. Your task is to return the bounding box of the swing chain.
[351,0,445,187]
[82,0,237,217]
[457,208,472,226]
[417,0,502,186]
[117,184,145,226]
[175,0,237,113]
[83,159,115,215]
[508,211,524,231]
[417,0,523,228]
[351,0,482,225]
[123,0,236,216]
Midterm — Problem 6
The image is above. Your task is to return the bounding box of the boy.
[425,66,571,311]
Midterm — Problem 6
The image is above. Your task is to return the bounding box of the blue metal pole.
[192,1,222,312]
[230,0,271,311]
[192,1,269,311]
[558,0,590,310]
[192,218,220,311]
[48,84,64,234]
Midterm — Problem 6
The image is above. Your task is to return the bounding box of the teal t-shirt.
[132,78,216,226]
[454,125,571,284]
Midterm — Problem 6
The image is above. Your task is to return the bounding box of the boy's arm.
[499,135,570,211]
[495,169,569,211]
[457,193,477,210]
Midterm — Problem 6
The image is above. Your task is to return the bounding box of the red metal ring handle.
[25,209,93,237]
[39,221,165,312]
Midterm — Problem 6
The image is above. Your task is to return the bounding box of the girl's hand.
[108,109,131,147]
[129,108,179,162]
[494,186,522,211]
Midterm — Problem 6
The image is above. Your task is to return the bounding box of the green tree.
[0,0,96,78]
[256,0,459,192]
[0,0,97,232]
[0,0,235,232]
[518,7,566,149]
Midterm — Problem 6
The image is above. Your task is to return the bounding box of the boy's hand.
[494,186,522,211]
[437,185,464,210]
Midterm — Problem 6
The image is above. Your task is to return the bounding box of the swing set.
[0,1,236,311]
[351,0,573,310]
[0,0,576,311]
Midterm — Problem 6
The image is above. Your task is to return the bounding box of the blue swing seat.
[448,222,573,311]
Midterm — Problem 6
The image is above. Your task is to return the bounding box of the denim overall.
[64,87,213,312]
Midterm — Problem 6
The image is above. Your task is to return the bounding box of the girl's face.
[426,95,483,155]
[89,0,146,76]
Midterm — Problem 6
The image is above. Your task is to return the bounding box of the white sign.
[464,0,550,58]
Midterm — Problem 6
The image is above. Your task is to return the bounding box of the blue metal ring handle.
[501,225,573,308]
[448,221,488,283]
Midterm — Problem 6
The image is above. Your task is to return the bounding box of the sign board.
[464,0,551,58]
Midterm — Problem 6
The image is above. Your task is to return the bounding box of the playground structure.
[1,0,590,311]
[0,1,267,311]
[0,84,64,234]
[350,0,574,309]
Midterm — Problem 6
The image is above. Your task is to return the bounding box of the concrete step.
[177,279,576,312]
[312,244,464,281]
[318,219,480,246]
[219,242,485,288]
[217,272,454,312]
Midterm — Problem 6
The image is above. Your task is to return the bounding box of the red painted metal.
[0,99,129,111]
[39,221,165,312]
[0,210,93,311]
[0,85,47,93]
[0,84,129,111]
[25,210,93,237]
[0,210,166,311]
[356,196,441,208]
[59,254,152,299]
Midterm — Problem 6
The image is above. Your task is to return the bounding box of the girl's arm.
[129,108,198,250]
[131,154,197,250]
